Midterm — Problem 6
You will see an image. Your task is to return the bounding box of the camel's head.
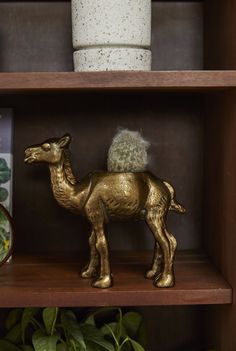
[24,135,71,165]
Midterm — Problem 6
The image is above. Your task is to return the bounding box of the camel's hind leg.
[146,207,176,288]
[81,230,99,279]
[145,241,163,279]
[92,221,112,289]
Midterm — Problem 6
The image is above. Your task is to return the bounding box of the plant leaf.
[80,323,115,351]
[32,330,60,351]
[116,309,123,343]
[122,312,142,338]
[0,339,22,351]
[21,308,40,344]
[61,311,86,350]
[85,314,96,326]
[0,158,11,184]
[100,323,117,337]
[6,323,22,344]
[129,339,145,351]
[43,307,58,336]
[0,187,8,202]
[6,309,23,331]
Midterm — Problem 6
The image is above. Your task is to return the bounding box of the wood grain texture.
[204,2,236,349]
[205,91,236,351]
[205,0,236,70]
[0,71,236,93]
[0,252,231,308]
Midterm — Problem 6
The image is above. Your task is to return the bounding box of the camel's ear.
[58,135,71,148]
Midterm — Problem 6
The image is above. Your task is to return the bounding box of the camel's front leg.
[92,221,112,289]
[81,230,99,279]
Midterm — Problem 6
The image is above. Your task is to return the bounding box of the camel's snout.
[24,148,36,164]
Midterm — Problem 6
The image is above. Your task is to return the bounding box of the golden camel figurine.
[24,135,185,289]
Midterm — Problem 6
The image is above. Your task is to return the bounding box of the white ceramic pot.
[71,0,152,71]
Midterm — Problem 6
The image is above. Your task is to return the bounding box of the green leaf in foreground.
[43,307,58,336]
[21,308,40,344]
[6,323,22,344]
[61,310,86,350]
[0,339,21,351]
[122,312,142,338]
[129,339,145,351]
[80,323,115,351]
[32,330,60,351]
[6,309,23,331]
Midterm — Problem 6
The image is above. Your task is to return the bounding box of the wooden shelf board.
[0,71,236,93]
[0,251,231,307]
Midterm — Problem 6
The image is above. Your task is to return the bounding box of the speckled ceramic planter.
[71,0,152,71]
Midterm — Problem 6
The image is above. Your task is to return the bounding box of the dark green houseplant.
[0,307,146,351]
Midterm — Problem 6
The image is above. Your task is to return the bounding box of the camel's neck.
[49,151,78,210]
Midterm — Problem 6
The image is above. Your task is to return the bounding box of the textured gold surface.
[24,135,185,289]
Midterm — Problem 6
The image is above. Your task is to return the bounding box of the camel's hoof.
[92,275,112,289]
[81,266,97,279]
[154,273,175,288]
[145,268,161,279]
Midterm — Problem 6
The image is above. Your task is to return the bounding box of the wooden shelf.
[0,71,236,94]
[0,252,231,308]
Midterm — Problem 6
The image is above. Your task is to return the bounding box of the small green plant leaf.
[6,309,23,331]
[6,323,22,344]
[100,323,117,337]
[85,314,96,326]
[80,323,115,351]
[122,312,142,338]
[0,158,11,184]
[21,308,40,344]
[0,339,22,351]
[129,339,145,351]
[43,307,59,336]
[32,330,60,351]
[61,310,86,350]
[0,187,8,202]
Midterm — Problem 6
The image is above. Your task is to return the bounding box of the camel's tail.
[163,181,186,214]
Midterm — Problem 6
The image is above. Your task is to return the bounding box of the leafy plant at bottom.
[0,307,146,351]
[86,308,146,351]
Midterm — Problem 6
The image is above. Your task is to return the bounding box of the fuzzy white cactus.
[107,129,150,172]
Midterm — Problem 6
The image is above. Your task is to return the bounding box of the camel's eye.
[42,143,51,152]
